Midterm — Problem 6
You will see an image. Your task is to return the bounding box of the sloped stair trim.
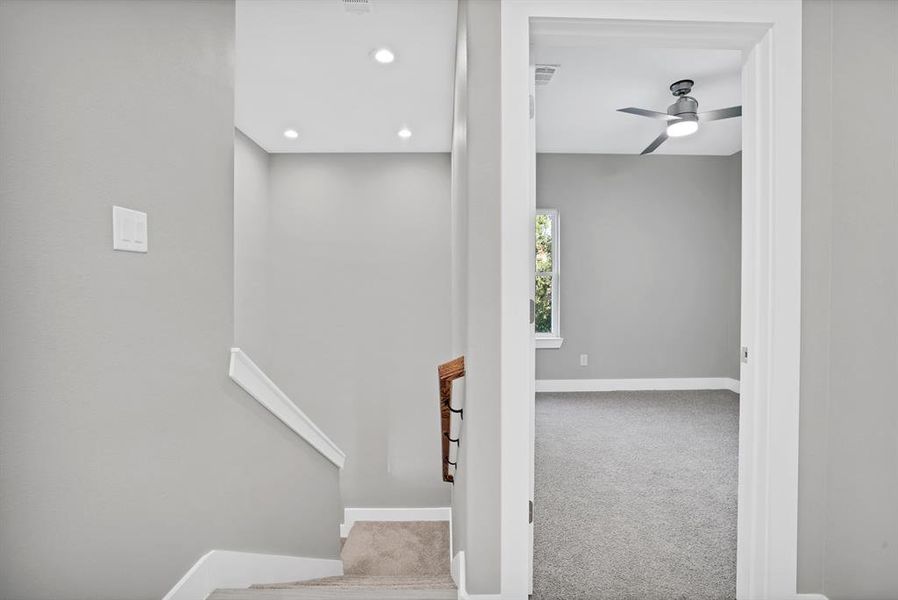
[229,348,346,468]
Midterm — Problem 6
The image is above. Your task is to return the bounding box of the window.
[535,209,562,348]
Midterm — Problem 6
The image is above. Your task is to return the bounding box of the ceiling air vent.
[343,0,372,14]
[534,64,560,86]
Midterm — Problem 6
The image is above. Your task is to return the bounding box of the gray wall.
[234,129,273,368]
[798,1,898,598]
[535,154,741,381]
[448,0,502,594]
[0,3,342,599]
[234,144,453,508]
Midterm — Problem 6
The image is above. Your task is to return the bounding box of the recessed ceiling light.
[283,129,299,139]
[397,127,412,139]
[373,48,395,64]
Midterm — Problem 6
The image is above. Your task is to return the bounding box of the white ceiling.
[533,46,743,155]
[236,0,457,153]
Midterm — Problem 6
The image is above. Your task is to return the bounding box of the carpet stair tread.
[208,586,457,600]
[210,520,455,599]
[252,575,455,589]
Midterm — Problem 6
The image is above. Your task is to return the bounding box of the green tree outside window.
[535,211,556,335]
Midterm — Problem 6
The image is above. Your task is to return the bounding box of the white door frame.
[500,2,804,599]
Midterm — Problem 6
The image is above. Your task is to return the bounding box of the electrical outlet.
[579,354,588,367]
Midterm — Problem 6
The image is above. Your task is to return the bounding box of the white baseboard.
[340,506,451,538]
[453,551,501,600]
[794,595,829,600]
[161,550,342,600]
[450,551,462,589]
[536,377,740,394]
[229,348,345,468]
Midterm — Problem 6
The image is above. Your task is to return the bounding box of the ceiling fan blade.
[618,107,675,121]
[699,105,742,122]
[640,131,669,155]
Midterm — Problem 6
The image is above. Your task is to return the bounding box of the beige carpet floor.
[209,521,454,600]
[341,521,450,577]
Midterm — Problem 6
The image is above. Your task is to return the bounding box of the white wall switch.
[112,206,148,253]
[579,354,588,367]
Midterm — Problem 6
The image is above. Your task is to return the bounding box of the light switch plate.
[113,206,147,253]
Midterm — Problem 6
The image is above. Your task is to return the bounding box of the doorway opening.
[499,4,803,600]
[530,41,743,599]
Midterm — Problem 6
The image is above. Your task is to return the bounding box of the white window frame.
[535,208,562,348]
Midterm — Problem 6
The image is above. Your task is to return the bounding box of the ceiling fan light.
[666,117,699,138]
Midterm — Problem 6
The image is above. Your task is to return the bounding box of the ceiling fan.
[618,79,742,155]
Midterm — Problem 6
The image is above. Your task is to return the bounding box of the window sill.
[535,336,564,349]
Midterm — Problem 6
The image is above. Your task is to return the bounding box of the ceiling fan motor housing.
[668,95,699,119]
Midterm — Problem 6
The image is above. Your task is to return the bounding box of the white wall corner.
[535,377,740,394]
[340,507,451,538]
[454,550,502,600]
[161,550,342,600]
[228,348,346,469]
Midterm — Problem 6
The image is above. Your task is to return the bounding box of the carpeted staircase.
[208,521,456,600]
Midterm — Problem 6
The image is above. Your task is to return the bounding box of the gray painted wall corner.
[235,148,454,509]
[455,0,503,594]
[449,0,470,561]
